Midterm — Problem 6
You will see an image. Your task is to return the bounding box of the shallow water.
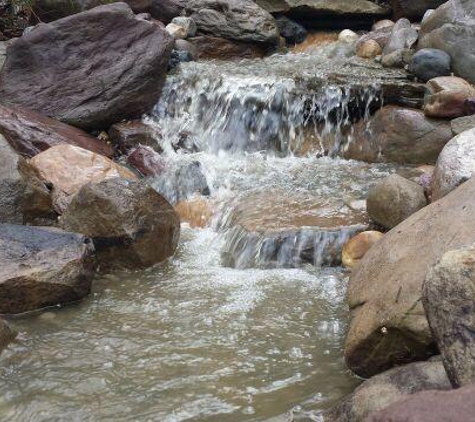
[0,45,403,421]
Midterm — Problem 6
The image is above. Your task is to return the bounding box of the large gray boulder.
[365,384,475,422]
[367,174,427,229]
[61,178,180,271]
[0,3,173,131]
[326,360,451,422]
[344,106,453,165]
[0,224,95,314]
[345,175,475,378]
[0,135,55,225]
[423,245,475,387]
[184,0,279,46]
[431,127,475,201]
[418,0,475,85]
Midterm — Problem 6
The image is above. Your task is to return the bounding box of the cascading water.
[0,41,412,421]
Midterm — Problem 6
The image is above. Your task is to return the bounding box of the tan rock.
[356,39,383,59]
[342,231,384,270]
[30,144,137,213]
[175,196,214,228]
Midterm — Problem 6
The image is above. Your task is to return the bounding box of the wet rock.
[30,145,137,214]
[219,189,370,268]
[0,104,113,159]
[390,0,447,21]
[357,27,393,51]
[418,0,475,85]
[431,127,475,201]
[0,3,174,131]
[0,319,16,354]
[367,174,427,229]
[342,231,384,270]
[0,134,55,225]
[175,196,213,228]
[346,175,475,378]
[451,115,475,136]
[325,360,451,422]
[188,35,268,60]
[169,48,194,70]
[154,161,210,204]
[184,0,279,47]
[174,39,198,59]
[167,17,196,39]
[61,178,180,271]
[356,40,383,59]
[345,106,453,165]
[275,16,307,45]
[127,145,166,177]
[0,223,95,314]
[408,49,451,83]
[423,76,475,119]
[150,0,186,24]
[339,29,359,44]
[381,48,413,68]
[383,18,418,56]
[423,245,475,387]
[365,384,475,422]
[108,121,161,156]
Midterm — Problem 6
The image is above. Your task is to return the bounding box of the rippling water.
[0,45,407,421]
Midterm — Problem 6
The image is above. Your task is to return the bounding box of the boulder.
[424,76,475,118]
[108,121,161,155]
[0,223,95,314]
[356,27,393,51]
[418,0,475,85]
[174,39,198,59]
[346,175,475,378]
[188,35,268,60]
[0,3,174,131]
[367,174,427,229]
[149,0,187,23]
[390,0,447,21]
[127,145,166,177]
[257,0,391,28]
[325,361,451,422]
[430,127,475,201]
[219,189,370,268]
[408,49,451,83]
[166,17,197,39]
[275,16,307,45]
[345,106,453,164]
[423,245,475,387]
[0,104,113,159]
[61,178,180,271]
[342,231,384,269]
[451,114,475,136]
[184,0,279,46]
[30,145,137,214]
[383,18,418,56]
[0,319,16,354]
[356,39,383,59]
[0,135,55,225]
[365,384,475,422]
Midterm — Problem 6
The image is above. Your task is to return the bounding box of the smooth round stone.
[342,231,384,270]
[409,48,451,82]
[356,39,382,59]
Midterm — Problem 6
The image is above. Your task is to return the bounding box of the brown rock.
[30,145,137,214]
[356,39,383,59]
[424,76,475,119]
[345,106,453,164]
[108,121,161,155]
[0,104,113,159]
[188,36,268,60]
[0,3,173,131]
[0,319,16,354]
[365,384,475,422]
[0,223,95,314]
[342,231,384,270]
[126,145,166,177]
[367,174,427,229]
[346,175,475,378]
[61,178,180,271]
[0,135,55,225]
[175,196,213,228]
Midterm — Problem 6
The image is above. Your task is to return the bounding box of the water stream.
[0,43,406,421]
